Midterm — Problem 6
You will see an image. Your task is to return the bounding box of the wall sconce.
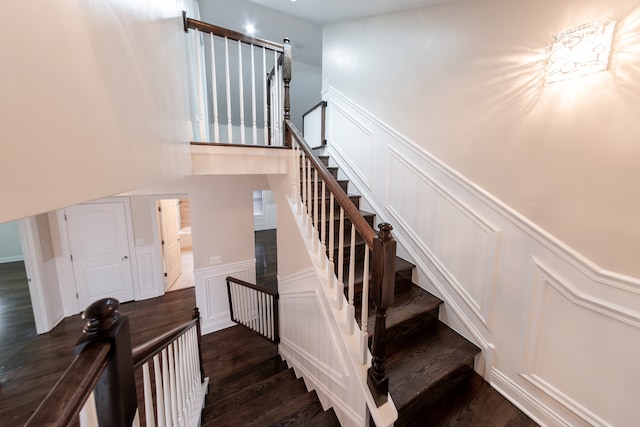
[545,19,616,84]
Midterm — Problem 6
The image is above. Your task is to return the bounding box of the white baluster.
[238,41,246,145]
[224,37,233,143]
[267,294,273,340]
[347,225,356,334]
[168,344,178,426]
[250,45,257,145]
[301,157,307,221]
[321,180,327,268]
[337,207,345,310]
[361,247,371,363]
[143,362,156,427]
[313,169,319,250]
[210,33,220,142]
[328,193,335,288]
[307,159,312,235]
[194,30,206,141]
[262,47,268,145]
[162,348,172,425]
[153,354,166,427]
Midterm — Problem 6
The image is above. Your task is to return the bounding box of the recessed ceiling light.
[246,23,256,35]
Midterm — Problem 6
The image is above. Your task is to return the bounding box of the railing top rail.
[302,100,327,119]
[132,318,198,369]
[285,119,376,247]
[26,341,112,426]
[227,276,278,296]
[184,13,284,53]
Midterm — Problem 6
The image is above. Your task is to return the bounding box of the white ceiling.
[247,0,451,25]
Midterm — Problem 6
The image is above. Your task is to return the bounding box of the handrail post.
[282,38,292,147]
[192,307,206,382]
[76,298,137,427]
[367,223,396,407]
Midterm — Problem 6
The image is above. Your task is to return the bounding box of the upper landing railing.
[183,13,291,146]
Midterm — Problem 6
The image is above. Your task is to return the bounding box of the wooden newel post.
[282,37,292,147]
[76,298,137,427]
[192,307,206,382]
[367,223,396,407]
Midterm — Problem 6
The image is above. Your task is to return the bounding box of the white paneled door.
[66,202,135,310]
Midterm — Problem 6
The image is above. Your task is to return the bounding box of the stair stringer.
[271,180,398,427]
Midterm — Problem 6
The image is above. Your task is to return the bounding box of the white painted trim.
[323,85,640,291]
[53,209,80,315]
[0,255,24,263]
[135,245,164,300]
[279,344,363,427]
[17,218,53,334]
[194,259,256,335]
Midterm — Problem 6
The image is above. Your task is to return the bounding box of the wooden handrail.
[132,318,198,369]
[26,342,112,426]
[183,13,284,53]
[302,101,327,149]
[302,100,327,118]
[285,119,376,247]
[226,276,278,295]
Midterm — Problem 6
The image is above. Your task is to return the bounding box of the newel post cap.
[377,223,394,241]
[82,298,122,337]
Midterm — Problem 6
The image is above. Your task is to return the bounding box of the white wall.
[323,74,640,427]
[0,0,198,224]
[322,0,640,278]
[0,221,23,263]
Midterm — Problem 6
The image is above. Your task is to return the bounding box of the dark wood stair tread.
[359,284,442,334]
[204,368,298,420]
[207,355,288,402]
[387,321,480,411]
[204,376,309,426]
[415,373,539,427]
[244,390,324,427]
[305,408,341,427]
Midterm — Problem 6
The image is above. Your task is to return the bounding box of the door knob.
[122,255,129,261]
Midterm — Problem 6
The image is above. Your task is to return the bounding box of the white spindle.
[313,169,319,250]
[361,247,371,363]
[337,207,345,310]
[162,348,172,425]
[210,34,220,142]
[320,180,327,269]
[167,345,177,426]
[194,30,206,141]
[301,157,307,221]
[267,294,273,340]
[328,193,335,288]
[238,41,246,144]
[347,225,356,334]
[154,354,166,427]
[273,50,279,145]
[250,45,257,145]
[143,362,156,427]
[224,37,233,143]
[307,158,312,231]
[262,47,268,145]
[177,337,186,424]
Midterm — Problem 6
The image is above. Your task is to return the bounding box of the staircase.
[313,151,537,426]
[200,341,340,426]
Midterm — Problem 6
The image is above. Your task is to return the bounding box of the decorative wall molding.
[194,259,255,335]
[386,148,500,328]
[323,85,640,426]
[323,86,640,291]
[135,245,163,300]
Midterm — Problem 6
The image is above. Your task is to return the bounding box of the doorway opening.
[253,190,277,291]
[0,220,36,343]
[157,198,194,292]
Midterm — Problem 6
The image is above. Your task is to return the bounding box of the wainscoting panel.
[135,245,163,300]
[328,103,372,190]
[520,260,640,427]
[323,85,640,427]
[194,259,255,335]
[387,150,500,326]
[278,270,366,427]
